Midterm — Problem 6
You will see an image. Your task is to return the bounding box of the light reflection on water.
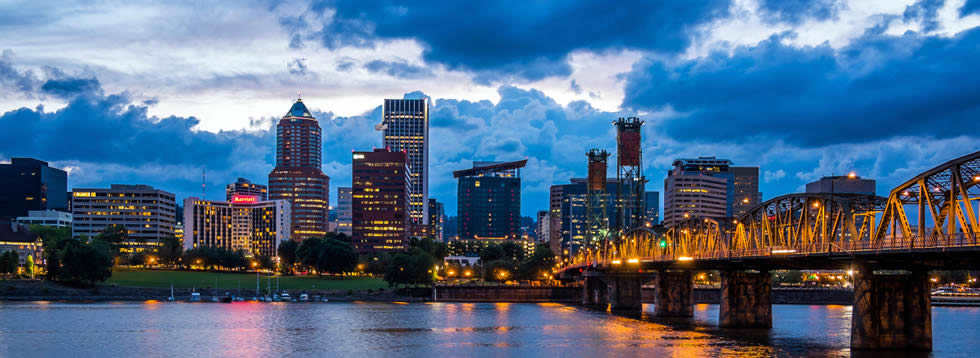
[0,302,976,357]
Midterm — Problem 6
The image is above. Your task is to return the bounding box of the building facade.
[226,177,268,201]
[535,210,550,245]
[644,191,660,226]
[351,149,410,253]
[183,196,290,258]
[806,175,876,195]
[428,198,444,242]
[0,158,68,220]
[381,98,429,226]
[455,161,524,241]
[0,221,43,265]
[336,187,352,237]
[16,210,72,228]
[663,157,759,227]
[71,184,177,251]
[731,166,761,218]
[549,178,619,258]
[268,98,330,241]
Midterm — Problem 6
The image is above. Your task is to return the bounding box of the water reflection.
[0,302,976,357]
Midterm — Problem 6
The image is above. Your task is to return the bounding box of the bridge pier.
[719,270,772,328]
[851,268,932,351]
[654,270,693,317]
[582,276,608,308]
[607,276,644,312]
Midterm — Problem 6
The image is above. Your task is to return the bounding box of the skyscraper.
[183,196,290,258]
[268,98,330,241]
[351,149,410,253]
[731,166,760,218]
[336,187,352,237]
[380,98,429,227]
[454,161,525,241]
[0,158,68,219]
[428,198,444,242]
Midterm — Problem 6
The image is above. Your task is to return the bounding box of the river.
[0,302,977,357]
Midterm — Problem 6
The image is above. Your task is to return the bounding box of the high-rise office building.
[454,161,525,241]
[226,177,268,201]
[428,198,444,242]
[268,98,330,241]
[0,158,68,219]
[731,166,760,218]
[336,187,352,236]
[535,210,550,245]
[351,149,410,253]
[550,178,618,258]
[663,158,730,227]
[644,191,660,225]
[380,98,429,226]
[662,157,758,227]
[71,184,177,252]
[183,196,290,258]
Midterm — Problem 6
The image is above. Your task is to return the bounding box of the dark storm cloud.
[757,0,843,24]
[40,77,102,99]
[0,51,38,93]
[363,60,433,79]
[904,0,944,32]
[0,94,272,169]
[621,27,980,147]
[291,0,731,82]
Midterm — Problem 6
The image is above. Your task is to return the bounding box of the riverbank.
[0,280,424,302]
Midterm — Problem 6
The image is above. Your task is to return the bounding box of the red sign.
[231,195,258,204]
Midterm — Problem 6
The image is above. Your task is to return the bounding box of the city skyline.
[2,1,980,216]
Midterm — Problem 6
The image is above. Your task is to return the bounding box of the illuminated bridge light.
[677,256,694,261]
[772,249,796,254]
[626,258,639,264]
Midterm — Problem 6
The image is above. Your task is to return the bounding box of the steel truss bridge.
[564,150,980,270]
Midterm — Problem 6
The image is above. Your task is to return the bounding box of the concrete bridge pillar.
[851,268,932,351]
[719,270,772,328]
[582,276,608,308]
[607,276,644,312]
[654,270,693,317]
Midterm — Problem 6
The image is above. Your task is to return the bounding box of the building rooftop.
[0,221,40,243]
[672,156,734,167]
[453,160,527,178]
[285,98,314,118]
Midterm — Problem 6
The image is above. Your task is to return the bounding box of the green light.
[659,240,667,248]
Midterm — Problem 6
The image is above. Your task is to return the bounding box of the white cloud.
[764,169,786,182]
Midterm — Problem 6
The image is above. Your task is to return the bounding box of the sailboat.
[167,284,175,302]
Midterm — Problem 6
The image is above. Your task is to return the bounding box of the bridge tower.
[614,117,645,238]
[586,149,611,253]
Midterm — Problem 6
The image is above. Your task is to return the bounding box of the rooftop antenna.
[202,167,206,199]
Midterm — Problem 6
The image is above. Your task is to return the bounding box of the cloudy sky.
[1,0,979,216]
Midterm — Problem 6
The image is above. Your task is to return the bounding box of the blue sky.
[1,0,979,216]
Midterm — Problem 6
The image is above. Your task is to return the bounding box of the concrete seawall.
[434,286,855,305]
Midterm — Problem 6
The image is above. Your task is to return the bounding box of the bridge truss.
[566,151,980,268]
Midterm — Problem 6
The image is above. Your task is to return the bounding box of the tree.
[517,244,556,280]
[479,245,506,263]
[484,259,518,282]
[94,225,129,256]
[364,253,390,276]
[277,240,299,273]
[58,240,113,285]
[25,255,35,279]
[157,235,183,266]
[499,241,525,261]
[319,238,358,274]
[0,251,19,275]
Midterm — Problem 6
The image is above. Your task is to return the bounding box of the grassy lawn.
[105,269,387,291]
